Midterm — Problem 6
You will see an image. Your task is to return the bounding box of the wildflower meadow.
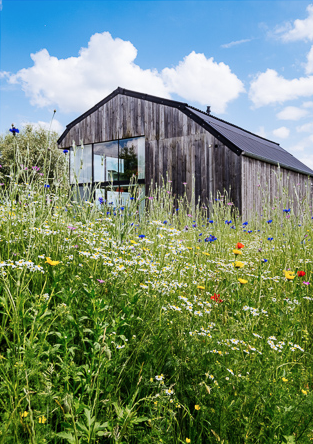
[0,128,313,443]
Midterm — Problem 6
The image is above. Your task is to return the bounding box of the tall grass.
[0,136,313,443]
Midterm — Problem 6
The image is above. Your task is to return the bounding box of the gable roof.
[58,87,313,176]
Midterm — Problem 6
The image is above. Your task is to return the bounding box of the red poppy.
[297,270,306,277]
[236,242,244,249]
[210,293,223,303]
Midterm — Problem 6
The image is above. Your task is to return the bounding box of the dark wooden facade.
[58,88,313,218]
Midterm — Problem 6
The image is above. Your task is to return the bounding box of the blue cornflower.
[199,233,202,236]
[283,208,290,213]
[208,220,214,224]
[231,226,236,229]
[120,207,125,211]
[130,197,135,200]
[248,230,252,233]
[262,259,268,263]
[242,222,248,226]
[267,220,272,224]
[9,126,19,135]
[192,224,197,228]
[205,234,217,242]
[98,197,104,205]
[44,184,50,188]
[106,211,110,215]
[225,220,232,225]
[63,149,69,154]
[268,237,273,241]
[139,234,145,239]
[163,220,168,224]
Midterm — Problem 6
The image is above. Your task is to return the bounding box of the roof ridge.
[187,104,280,146]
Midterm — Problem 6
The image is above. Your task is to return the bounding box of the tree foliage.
[0,124,67,186]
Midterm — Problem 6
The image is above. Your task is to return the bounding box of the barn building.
[57,87,313,217]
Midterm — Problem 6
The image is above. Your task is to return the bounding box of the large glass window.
[93,136,145,184]
[70,144,92,184]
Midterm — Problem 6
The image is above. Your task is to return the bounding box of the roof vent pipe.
[206,106,211,115]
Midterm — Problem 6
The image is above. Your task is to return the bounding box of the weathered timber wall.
[59,94,242,209]
[241,155,312,219]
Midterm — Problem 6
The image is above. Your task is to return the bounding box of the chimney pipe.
[206,106,211,115]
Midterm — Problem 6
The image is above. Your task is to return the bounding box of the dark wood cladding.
[241,156,312,219]
[59,94,242,209]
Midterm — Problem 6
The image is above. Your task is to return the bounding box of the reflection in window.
[94,136,145,183]
[70,144,92,184]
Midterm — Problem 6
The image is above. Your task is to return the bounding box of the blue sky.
[1,0,313,167]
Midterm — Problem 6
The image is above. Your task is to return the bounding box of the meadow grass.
[0,141,313,443]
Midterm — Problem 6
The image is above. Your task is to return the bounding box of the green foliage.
[0,124,66,187]
[0,141,313,443]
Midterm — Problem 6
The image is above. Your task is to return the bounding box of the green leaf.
[56,432,76,444]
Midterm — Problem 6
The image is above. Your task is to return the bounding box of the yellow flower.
[282,377,288,382]
[233,261,244,268]
[186,439,191,443]
[195,405,200,410]
[45,257,60,266]
[38,415,47,424]
[21,411,28,418]
[284,270,295,280]
[197,285,205,290]
[130,240,137,244]
[302,389,308,395]
[233,249,242,255]
[238,278,248,284]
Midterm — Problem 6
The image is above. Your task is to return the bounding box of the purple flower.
[303,281,310,285]
[97,279,105,284]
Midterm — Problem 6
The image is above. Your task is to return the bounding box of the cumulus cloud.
[288,134,313,152]
[22,119,64,134]
[221,39,252,49]
[249,69,313,107]
[279,4,313,42]
[272,126,290,139]
[162,52,245,113]
[299,152,313,169]
[276,106,309,121]
[306,46,313,74]
[296,123,313,133]
[4,32,244,115]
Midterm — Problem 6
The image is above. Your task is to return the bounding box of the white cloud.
[221,39,252,49]
[277,106,309,121]
[272,126,290,139]
[249,69,313,107]
[302,100,313,108]
[7,32,169,113]
[296,122,313,132]
[0,0,2,12]
[299,153,313,169]
[288,134,313,152]
[278,4,313,42]
[4,32,244,115]
[306,46,313,74]
[256,126,267,138]
[22,119,64,134]
[162,51,245,113]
